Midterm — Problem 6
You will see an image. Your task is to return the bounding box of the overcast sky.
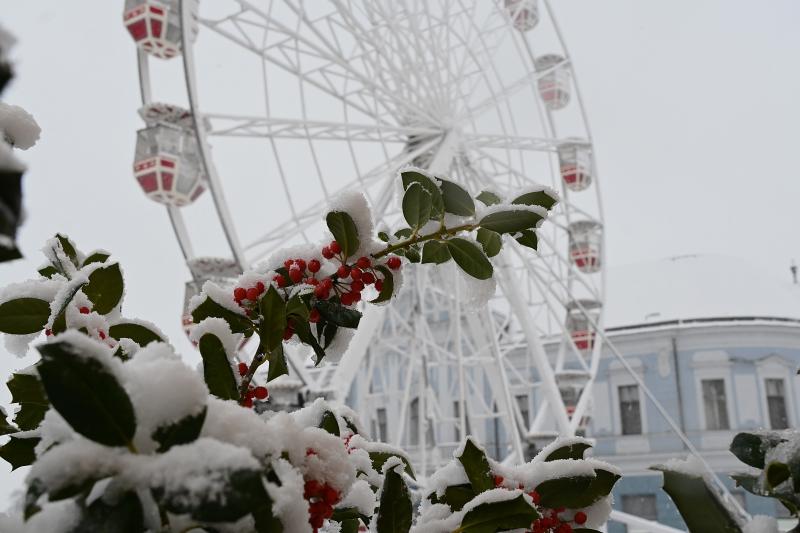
[1,0,799,505]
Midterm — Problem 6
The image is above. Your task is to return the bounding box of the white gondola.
[534,54,571,110]
[504,0,539,32]
[558,139,593,192]
[568,220,602,274]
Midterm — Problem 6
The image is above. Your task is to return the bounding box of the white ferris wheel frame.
[135,0,607,467]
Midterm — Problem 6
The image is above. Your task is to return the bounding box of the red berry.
[573,512,587,525]
[283,327,294,340]
[350,267,362,280]
[274,274,286,288]
[238,362,248,376]
[356,256,371,269]
[246,388,255,400]
[306,448,317,456]
[306,277,319,286]
[254,386,268,399]
[314,285,330,299]
[374,279,384,291]
[98,331,106,340]
[45,329,52,336]
[494,475,504,487]
[234,287,247,301]
[256,281,265,294]
[351,291,362,303]
[243,398,254,408]
[337,265,350,278]
[284,259,294,269]
[329,241,341,254]
[531,490,541,504]
[246,287,259,301]
[322,485,339,505]
[296,259,307,272]
[362,272,376,284]
[387,256,401,270]
[289,269,303,283]
[557,524,572,533]
[321,246,334,259]
[350,280,364,292]
[304,480,322,497]
[79,306,90,314]
[340,293,355,306]
[308,259,321,273]
[322,278,333,289]
[309,309,321,323]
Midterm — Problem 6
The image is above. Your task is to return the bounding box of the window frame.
[618,383,643,436]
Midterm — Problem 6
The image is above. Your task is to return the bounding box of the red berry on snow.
[234,287,247,301]
[289,269,303,283]
[494,475,504,487]
[374,279,384,291]
[243,398,254,408]
[45,329,52,336]
[329,241,341,254]
[321,246,334,259]
[351,291,362,303]
[322,485,339,505]
[254,386,268,399]
[98,331,106,340]
[306,277,319,286]
[322,278,333,289]
[309,308,321,323]
[308,259,321,273]
[246,287,259,301]
[337,265,350,278]
[238,362,248,376]
[284,259,294,269]
[256,281,265,294]
[356,256,371,269]
[362,272,376,284]
[314,285,330,299]
[79,306,90,314]
[245,388,255,400]
[573,512,587,525]
[296,259,307,272]
[350,280,364,292]
[387,256,401,270]
[350,267,362,281]
[274,274,286,288]
[306,448,317,456]
[340,293,355,306]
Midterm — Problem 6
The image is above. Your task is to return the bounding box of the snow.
[656,454,707,479]
[326,191,375,259]
[17,499,80,533]
[35,409,75,457]
[532,436,593,463]
[0,277,62,307]
[266,458,311,533]
[189,317,242,361]
[28,439,123,494]
[296,427,355,492]
[743,515,779,533]
[201,398,285,460]
[4,332,39,357]
[339,479,376,516]
[605,254,800,328]
[188,280,247,317]
[0,103,40,150]
[322,326,354,363]
[44,330,122,376]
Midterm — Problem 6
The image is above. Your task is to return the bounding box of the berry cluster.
[492,475,588,533]
[237,362,268,408]
[303,479,340,532]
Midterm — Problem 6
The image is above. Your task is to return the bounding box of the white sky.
[1,0,799,505]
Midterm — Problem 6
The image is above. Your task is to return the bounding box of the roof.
[603,254,800,329]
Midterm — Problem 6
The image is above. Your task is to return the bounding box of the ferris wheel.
[124,0,605,474]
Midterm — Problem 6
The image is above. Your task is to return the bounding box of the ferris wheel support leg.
[495,258,572,435]
[327,306,387,401]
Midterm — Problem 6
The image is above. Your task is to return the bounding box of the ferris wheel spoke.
[204,113,439,142]
[464,132,567,153]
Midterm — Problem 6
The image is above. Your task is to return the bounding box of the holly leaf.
[370,266,394,304]
[0,435,39,470]
[68,491,144,533]
[511,189,559,211]
[369,451,416,480]
[0,298,50,334]
[285,293,310,321]
[475,190,502,206]
[516,229,538,251]
[476,228,501,258]
[479,210,544,234]
[315,300,362,328]
[319,410,340,436]
[730,431,785,469]
[376,464,412,533]
[267,344,289,381]
[326,211,360,259]
[152,407,207,453]
[457,437,494,492]
[293,319,326,365]
[400,170,443,219]
[108,321,164,347]
[402,182,432,229]
[0,407,15,436]
[55,233,79,267]
[198,333,239,401]
[543,441,592,462]
[456,494,539,533]
[83,263,124,314]
[439,178,475,216]
[37,340,136,448]
[445,238,493,280]
[421,240,452,264]
[81,251,111,268]
[191,295,252,335]
[7,372,48,431]
[259,286,287,351]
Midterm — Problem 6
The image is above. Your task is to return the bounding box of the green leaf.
[445,238,493,280]
[394,228,413,240]
[191,295,252,335]
[7,372,48,431]
[476,191,502,206]
[421,240,452,264]
[0,435,39,470]
[267,344,289,381]
[83,263,124,314]
[68,491,144,533]
[326,211,360,259]
[0,407,16,436]
[456,494,539,533]
[0,297,50,334]
[402,182,433,229]
[259,286,287,351]
[321,322,338,349]
[38,265,58,278]
[316,300,362,328]
[293,319,326,365]
[476,228,502,258]
[153,407,207,453]
[319,410,341,436]
[286,293,310,321]
[332,507,370,526]
[51,279,89,335]
[511,190,559,211]
[516,229,538,251]
[767,461,792,489]
[429,484,475,512]
[457,437,494,492]
[55,233,79,267]
[730,431,785,469]
[405,247,421,263]
[37,340,136,448]
[81,251,110,267]
[340,518,361,533]
[401,170,443,219]
[439,178,475,216]
[370,266,394,304]
[653,465,742,533]
[479,210,544,234]
[198,333,239,401]
[376,464,412,533]
[253,493,284,533]
[535,475,594,509]
[378,231,390,242]
[543,441,592,461]
[108,321,164,346]
[369,451,416,480]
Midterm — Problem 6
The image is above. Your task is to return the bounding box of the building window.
[619,384,642,435]
[621,494,658,521]
[765,378,789,430]
[376,408,387,442]
[516,394,530,430]
[702,379,730,430]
